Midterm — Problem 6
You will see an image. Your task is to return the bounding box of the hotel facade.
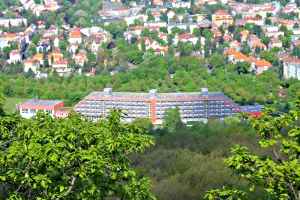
[74,88,242,124]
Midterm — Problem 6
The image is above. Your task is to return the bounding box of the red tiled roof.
[255,59,272,68]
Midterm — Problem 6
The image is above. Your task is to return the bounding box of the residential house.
[281,3,299,14]
[211,10,233,27]
[36,39,51,53]
[138,37,168,56]
[263,25,284,38]
[269,37,282,49]
[24,59,40,73]
[0,18,27,28]
[3,32,18,43]
[17,99,66,119]
[0,19,10,27]
[8,50,22,64]
[52,59,71,76]
[248,35,266,51]
[277,19,296,30]
[244,15,264,26]
[124,14,148,25]
[44,0,60,11]
[171,0,191,9]
[225,48,272,75]
[73,51,87,66]
[167,23,187,33]
[32,53,44,65]
[48,49,64,65]
[251,59,272,75]
[68,28,82,44]
[225,48,249,63]
[174,32,198,45]
[152,0,164,6]
[282,55,300,80]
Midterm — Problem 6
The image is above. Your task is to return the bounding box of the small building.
[282,55,300,80]
[8,50,22,64]
[73,52,87,66]
[174,32,199,45]
[240,104,263,118]
[17,99,67,119]
[211,10,233,27]
[68,28,82,44]
[24,59,40,74]
[252,59,272,75]
[52,59,72,76]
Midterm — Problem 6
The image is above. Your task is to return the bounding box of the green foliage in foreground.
[0,111,155,200]
[205,99,300,199]
[0,94,4,116]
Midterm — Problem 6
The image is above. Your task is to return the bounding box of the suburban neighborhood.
[0,0,300,79]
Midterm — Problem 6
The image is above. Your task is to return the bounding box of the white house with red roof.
[18,99,68,119]
[52,59,72,76]
[174,33,198,45]
[69,28,82,44]
[251,59,272,75]
[8,50,22,64]
[282,55,300,80]
[24,59,40,74]
[73,51,87,66]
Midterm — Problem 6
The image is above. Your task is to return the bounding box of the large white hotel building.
[74,88,243,124]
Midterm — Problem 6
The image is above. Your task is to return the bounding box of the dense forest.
[132,118,265,200]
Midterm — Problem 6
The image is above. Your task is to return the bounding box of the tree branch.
[65,176,76,196]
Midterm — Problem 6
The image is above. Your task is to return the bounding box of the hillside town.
[0,0,300,80]
[1,1,300,200]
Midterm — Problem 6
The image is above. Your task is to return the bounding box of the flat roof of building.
[19,99,63,107]
[83,88,234,102]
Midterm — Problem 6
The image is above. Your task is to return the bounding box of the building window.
[21,109,29,113]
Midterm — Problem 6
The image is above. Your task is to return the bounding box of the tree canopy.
[0,111,155,200]
[205,99,300,199]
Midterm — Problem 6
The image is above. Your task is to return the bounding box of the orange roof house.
[225,48,272,74]
[69,28,82,44]
[253,59,272,75]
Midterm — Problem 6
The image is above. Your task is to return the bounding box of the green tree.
[0,111,156,200]
[163,108,184,133]
[204,187,246,200]
[209,53,225,69]
[235,62,250,74]
[204,100,300,199]
[178,42,193,56]
[0,93,4,116]
[292,46,300,58]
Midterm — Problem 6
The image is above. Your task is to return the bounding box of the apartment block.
[74,88,241,124]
